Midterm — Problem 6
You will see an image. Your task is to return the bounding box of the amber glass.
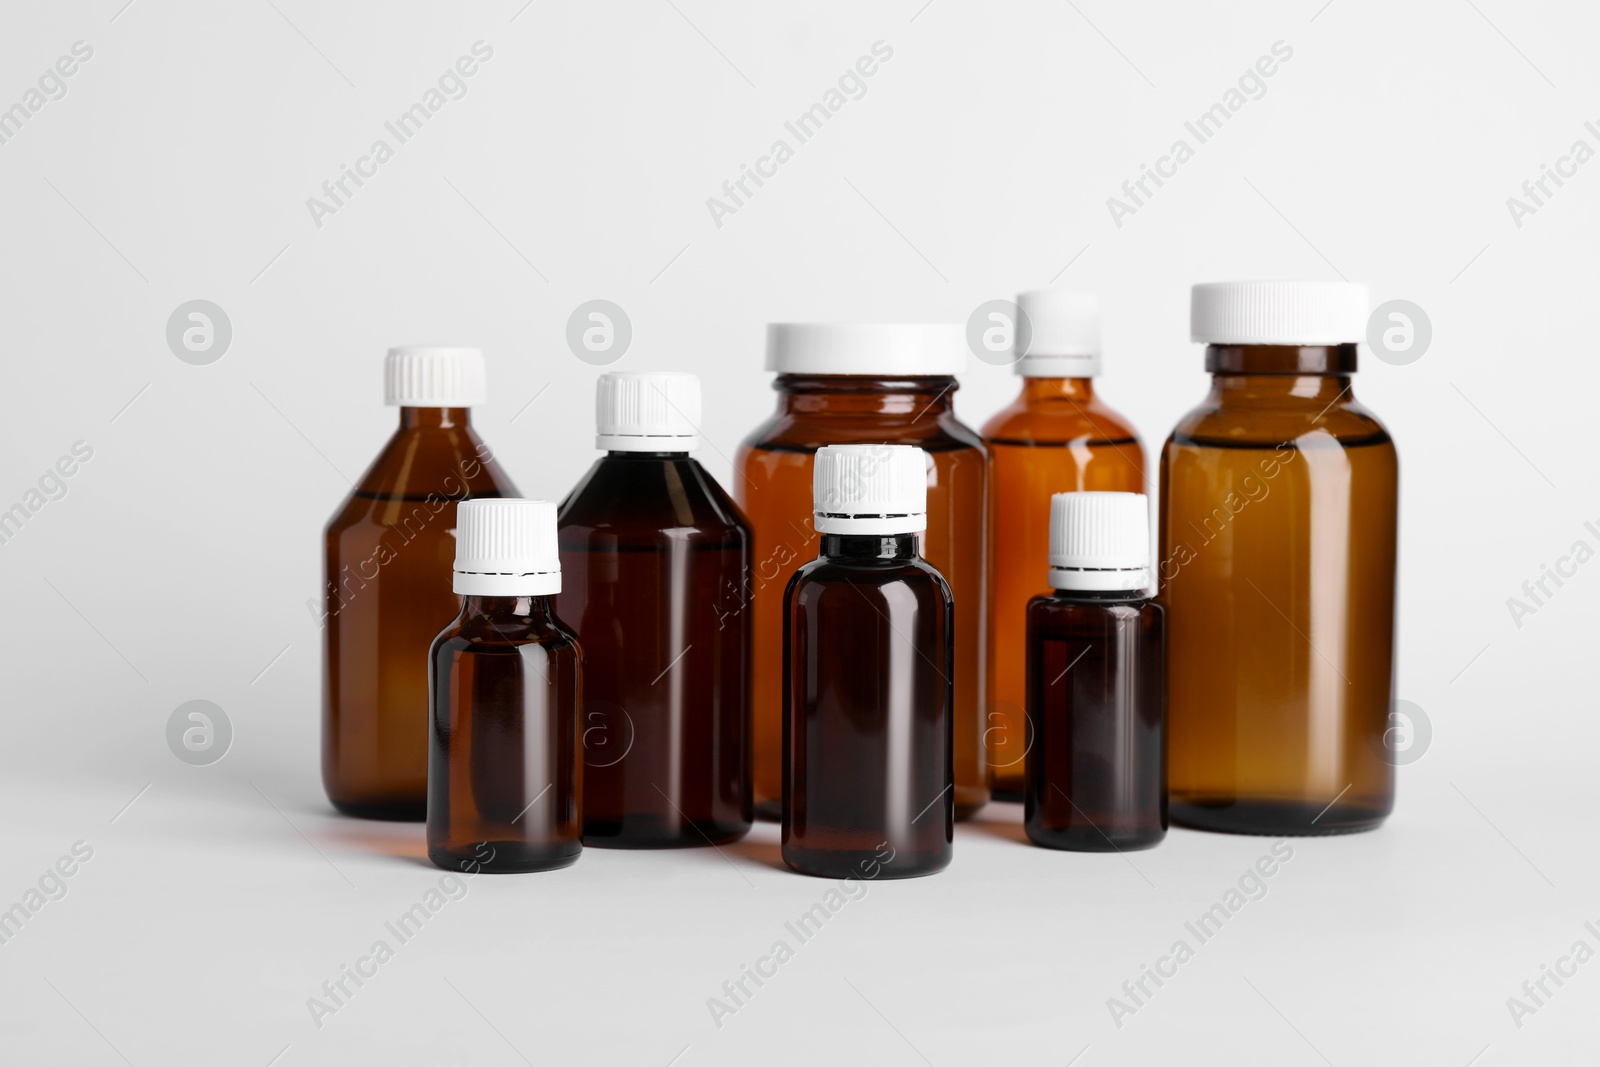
[322,408,518,821]
[1159,344,1398,835]
[782,533,953,879]
[1024,589,1165,850]
[427,594,582,872]
[982,377,1145,800]
[737,375,987,821]
[556,451,752,848]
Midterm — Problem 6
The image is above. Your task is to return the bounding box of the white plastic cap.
[1016,289,1101,377]
[595,372,700,452]
[1048,491,1150,592]
[813,444,928,535]
[1190,281,1369,345]
[452,499,561,596]
[766,323,966,376]
[385,346,487,407]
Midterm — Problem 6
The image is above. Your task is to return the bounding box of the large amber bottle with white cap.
[736,325,989,821]
[1161,282,1398,835]
[981,291,1144,801]
[322,347,520,821]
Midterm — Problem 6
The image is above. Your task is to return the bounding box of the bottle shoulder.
[741,408,985,455]
[433,608,582,656]
[557,455,751,543]
[788,554,953,603]
[981,387,1143,447]
[1166,389,1394,453]
[338,424,517,509]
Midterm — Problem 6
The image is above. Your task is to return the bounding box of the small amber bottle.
[783,445,954,879]
[322,347,519,821]
[982,290,1145,800]
[738,325,989,823]
[1025,492,1165,851]
[1162,282,1398,834]
[428,499,582,873]
[556,372,752,848]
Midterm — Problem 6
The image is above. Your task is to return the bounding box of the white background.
[1,1,1596,1064]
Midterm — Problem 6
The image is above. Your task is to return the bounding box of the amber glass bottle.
[982,291,1145,800]
[556,372,752,848]
[1025,492,1165,851]
[783,446,953,879]
[322,347,518,821]
[428,499,582,873]
[738,324,987,822]
[1162,282,1398,835]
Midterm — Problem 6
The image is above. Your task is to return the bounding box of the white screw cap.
[385,346,487,407]
[1016,289,1102,377]
[765,323,966,376]
[595,372,700,452]
[1190,281,1369,345]
[813,444,928,535]
[452,498,561,596]
[1048,491,1150,592]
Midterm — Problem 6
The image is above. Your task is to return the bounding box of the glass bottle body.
[1024,590,1165,850]
[782,533,954,879]
[322,408,518,821]
[1159,346,1398,835]
[982,378,1145,800]
[428,595,582,872]
[737,375,988,821]
[556,452,752,848]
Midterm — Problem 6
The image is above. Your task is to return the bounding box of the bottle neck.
[775,374,957,418]
[604,450,690,460]
[460,594,555,619]
[820,532,920,561]
[1020,376,1096,405]
[1047,585,1148,603]
[1204,343,1357,376]
[399,406,472,430]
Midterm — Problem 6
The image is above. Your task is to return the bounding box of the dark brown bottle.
[428,500,582,873]
[1025,492,1165,851]
[322,347,518,821]
[556,372,752,848]
[738,324,988,822]
[1162,283,1398,835]
[783,445,953,879]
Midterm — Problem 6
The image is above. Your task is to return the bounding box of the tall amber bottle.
[981,290,1145,800]
[737,324,988,821]
[1161,282,1398,834]
[784,445,954,879]
[428,499,582,872]
[556,372,752,847]
[322,347,519,821]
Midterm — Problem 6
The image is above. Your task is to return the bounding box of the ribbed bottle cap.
[452,499,561,596]
[1190,281,1369,345]
[765,323,966,376]
[1048,491,1149,592]
[813,444,927,535]
[1016,289,1102,377]
[595,371,700,452]
[385,346,487,407]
